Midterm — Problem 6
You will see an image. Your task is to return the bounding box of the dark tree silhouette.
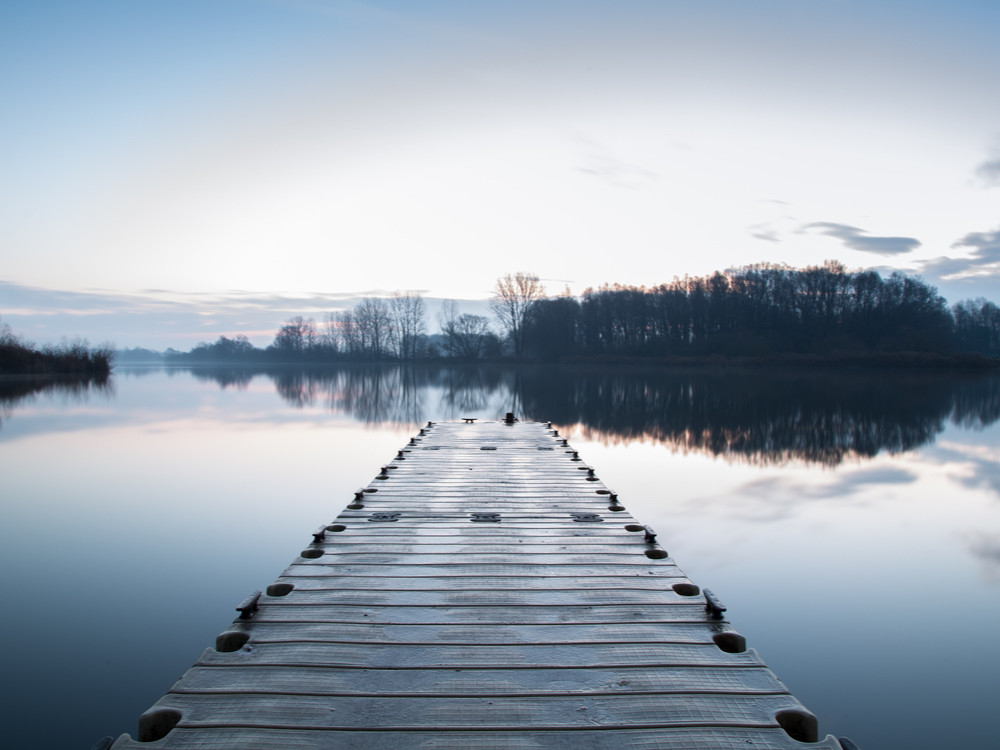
[389,291,427,360]
[0,317,113,377]
[439,301,497,360]
[952,298,1000,355]
[490,272,545,357]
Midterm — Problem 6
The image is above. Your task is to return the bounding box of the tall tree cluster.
[951,298,1000,355]
[522,263,988,358]
[168,292,430,363]
[326,293,428,360]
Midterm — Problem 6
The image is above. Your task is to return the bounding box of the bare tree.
[490,271,545,356]
[440,300,494,359]
[332,310,362,356]
[354,297,394,359]
[271,316,318,355]
[320,312,342,355]
[389,291,426,361]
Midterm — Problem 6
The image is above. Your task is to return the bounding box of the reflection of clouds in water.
[0,378,116,434]
[930,440,1000,498]
[965,533,1000,583]
[712,466,919,522]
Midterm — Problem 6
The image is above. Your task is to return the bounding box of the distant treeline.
[160,263,1000,365]
[537,262,998,359]
[0,320,113,378]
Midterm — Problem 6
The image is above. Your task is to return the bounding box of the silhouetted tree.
[953,298,1000,355]
[0,317,113,376]
[490,272,545,356]
[524,296,582,358]
[439,300,496,359]
[270,316,318,356]
[388,291,426,360]
[186,335,257,361]
[353,298,393,359]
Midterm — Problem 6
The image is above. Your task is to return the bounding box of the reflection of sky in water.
[1,367,998,749]
[564,423,1000,748]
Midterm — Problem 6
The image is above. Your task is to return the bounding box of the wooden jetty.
[107,420,847,749]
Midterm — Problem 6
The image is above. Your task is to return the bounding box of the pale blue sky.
[2,0,999,347]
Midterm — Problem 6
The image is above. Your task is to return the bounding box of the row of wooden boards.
[108,420,843,749]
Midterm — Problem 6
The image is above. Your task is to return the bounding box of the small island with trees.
[0,317,113,378]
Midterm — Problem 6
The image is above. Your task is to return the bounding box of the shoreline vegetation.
[138,263,998,369]
[134,351,1000,370]
[0,319,113,379]
[8,263,1000,373]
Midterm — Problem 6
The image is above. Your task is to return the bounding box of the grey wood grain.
[111,421,836,749]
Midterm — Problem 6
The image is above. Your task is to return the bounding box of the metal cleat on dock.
[235,590,262,620]
[704,588,728,619]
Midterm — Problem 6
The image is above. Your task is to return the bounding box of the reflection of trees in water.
[434,367,513,416]
[188,366,432,425]
[515,367,1000,466]
[255,365,513,424]
[272,370,322,408]
[186,366,254,390]
[333,367,425,425]
[950,376,1000,430]
[169,364,1000,466]
[0,376,113,428]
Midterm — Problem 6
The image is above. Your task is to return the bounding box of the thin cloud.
[965,532,1000,582]
[803,222,921,256]
[749,224,780,243]
[574,134,658,189]
[968,534,1000,564]
[748,202,798,244]
[700,466,919,523]
[973,158,1000,188]
[0,281,366,317]
[0,280,480,349]
[920,227,1000,280]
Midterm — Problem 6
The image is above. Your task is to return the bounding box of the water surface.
[1,364,998,748]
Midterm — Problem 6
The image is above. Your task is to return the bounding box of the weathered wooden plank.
[110,726,843,750]
[303,543,664,554]
[214,621,737,645]
[288,553,673,565]
[119,725,843,750]
[172,664,788,696]
[196,642,764,669]
[234,604,716,625]
[252,588,698,606]
[267,576,692,590]
[282,564,684,577]
[131,692,818,729]
[304,524,642,544]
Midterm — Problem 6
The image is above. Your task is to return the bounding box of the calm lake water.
[2,364,999,749]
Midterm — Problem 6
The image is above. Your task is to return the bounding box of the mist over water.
[1,364,998,748]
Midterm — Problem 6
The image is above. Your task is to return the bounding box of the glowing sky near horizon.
[2,0,1000,345]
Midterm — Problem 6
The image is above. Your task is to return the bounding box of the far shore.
[117,350,1000,370]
